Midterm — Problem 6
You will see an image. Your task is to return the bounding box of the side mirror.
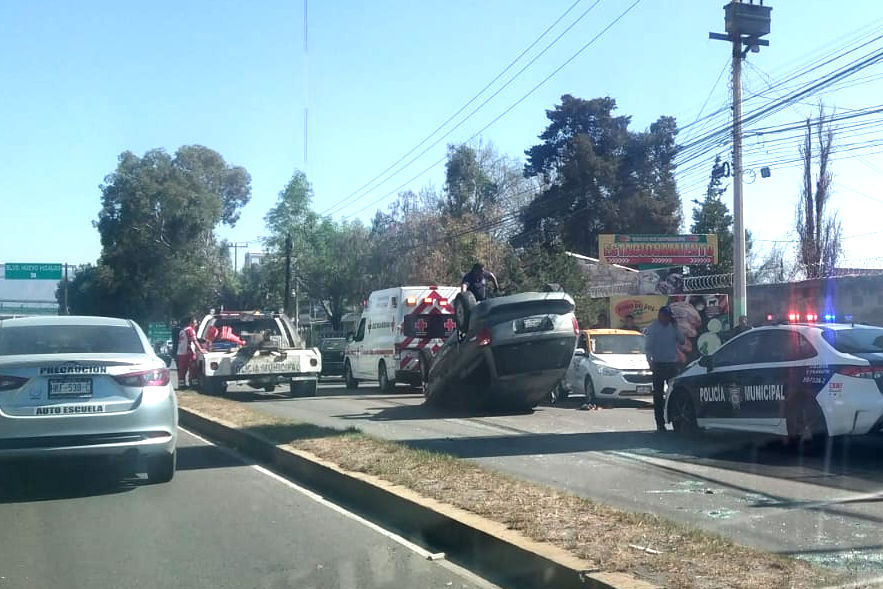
[699,355,714,371]
[574,348,586,357]
[346,332,354,342]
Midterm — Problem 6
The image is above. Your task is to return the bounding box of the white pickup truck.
[194,311,320,396]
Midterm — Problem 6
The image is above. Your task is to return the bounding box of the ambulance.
[344,285,459,391]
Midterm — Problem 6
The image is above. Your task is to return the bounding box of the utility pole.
[63,263,69,316]
[230,242,249,273]
[284,233,292,315]
[710,0,771,321]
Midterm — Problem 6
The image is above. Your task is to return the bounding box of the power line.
[321,0,599,216]
[341,0,644,220]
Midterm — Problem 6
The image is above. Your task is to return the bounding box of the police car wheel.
[786,396,827,445]
[669,389,697,434]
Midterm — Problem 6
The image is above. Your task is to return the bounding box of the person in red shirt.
[176,316,205,389]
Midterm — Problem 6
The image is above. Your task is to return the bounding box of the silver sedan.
[0,315,178,483]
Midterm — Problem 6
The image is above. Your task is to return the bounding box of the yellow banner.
[609,296,669,329]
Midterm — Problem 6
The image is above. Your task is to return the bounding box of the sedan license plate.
[636,384,652,394]
[48,378,93,399]
[515,316,553,334]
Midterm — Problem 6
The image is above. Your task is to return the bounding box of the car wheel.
[146,450,176,484]
[378,361,395,392]
[289,379,318,397]
[786,394,827,447]
[202,376,226,396]
[584,376,598,405]
[344,361,359,390]
[453,291,477,334]
[669,389,698,434]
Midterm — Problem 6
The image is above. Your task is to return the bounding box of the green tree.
[71,146,251,323]
[443,144,498,217]
[519,95,681,256]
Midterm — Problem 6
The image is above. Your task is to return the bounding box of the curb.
[179,406,658,589]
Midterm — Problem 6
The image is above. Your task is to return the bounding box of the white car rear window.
[0,325,145,355]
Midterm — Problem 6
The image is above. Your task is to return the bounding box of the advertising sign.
[599,234,718,267]
[609,295,668,330]
[609,294,732,364]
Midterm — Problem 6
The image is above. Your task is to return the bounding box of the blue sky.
[1,0,881,268]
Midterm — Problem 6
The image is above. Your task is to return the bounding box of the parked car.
[0,315,178,483]
[665,322,883,441]
[319,337,347,379]
[424,291,578,411]
[558,329,652,404]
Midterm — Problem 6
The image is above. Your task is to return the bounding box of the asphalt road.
[227,379,883,577]
[0,429,497,589]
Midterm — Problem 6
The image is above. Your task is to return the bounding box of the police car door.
[690,331,765,432]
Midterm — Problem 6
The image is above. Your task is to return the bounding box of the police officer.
[644,306,685,432]
[461,263,499,302]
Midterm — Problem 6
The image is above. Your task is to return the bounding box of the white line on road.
[179,427,446,561]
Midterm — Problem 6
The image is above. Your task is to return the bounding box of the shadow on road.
[0,458,139,503]
[395,429,883,494]
[176,443,253,471]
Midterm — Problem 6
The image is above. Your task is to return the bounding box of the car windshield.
[822,327,883,354]
[0,325,144,355]
[321,339,347,351]
[591,334,645,355]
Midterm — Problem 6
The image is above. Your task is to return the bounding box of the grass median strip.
[177,391,843,589]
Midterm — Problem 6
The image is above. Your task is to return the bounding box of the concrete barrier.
[179,406,657,589]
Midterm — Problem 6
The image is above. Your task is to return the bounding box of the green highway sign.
[4,263,63,280]
[148,322,172,343]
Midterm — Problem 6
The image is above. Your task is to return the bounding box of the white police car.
[664,322,883,440]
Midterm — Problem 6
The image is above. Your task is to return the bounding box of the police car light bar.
[824,313,837,322]
[788,312,800,321]
[806,312,818,322]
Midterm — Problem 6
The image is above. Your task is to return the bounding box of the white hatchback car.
[561,329,652,404]
[0,315,178,483]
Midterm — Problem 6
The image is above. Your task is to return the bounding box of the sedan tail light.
[571,316,580,335]
[114,368,170,387]
[476,327,493,347]
[0,375,28,391]
[838,366,883,380]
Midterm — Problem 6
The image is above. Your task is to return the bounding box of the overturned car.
[424,291,579,411]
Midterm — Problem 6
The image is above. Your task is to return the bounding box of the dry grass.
[178,391,844,589]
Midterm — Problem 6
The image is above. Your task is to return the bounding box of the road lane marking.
[178,427,446,561]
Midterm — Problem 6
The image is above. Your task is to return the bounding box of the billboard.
[599,234,719,267]
[609,294,731,364]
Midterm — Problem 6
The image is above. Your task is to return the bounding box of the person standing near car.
[644,306,685,432]
[461,263,499,302]
[176,316,205,389]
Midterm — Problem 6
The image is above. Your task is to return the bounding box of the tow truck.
[194,310,320,396]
